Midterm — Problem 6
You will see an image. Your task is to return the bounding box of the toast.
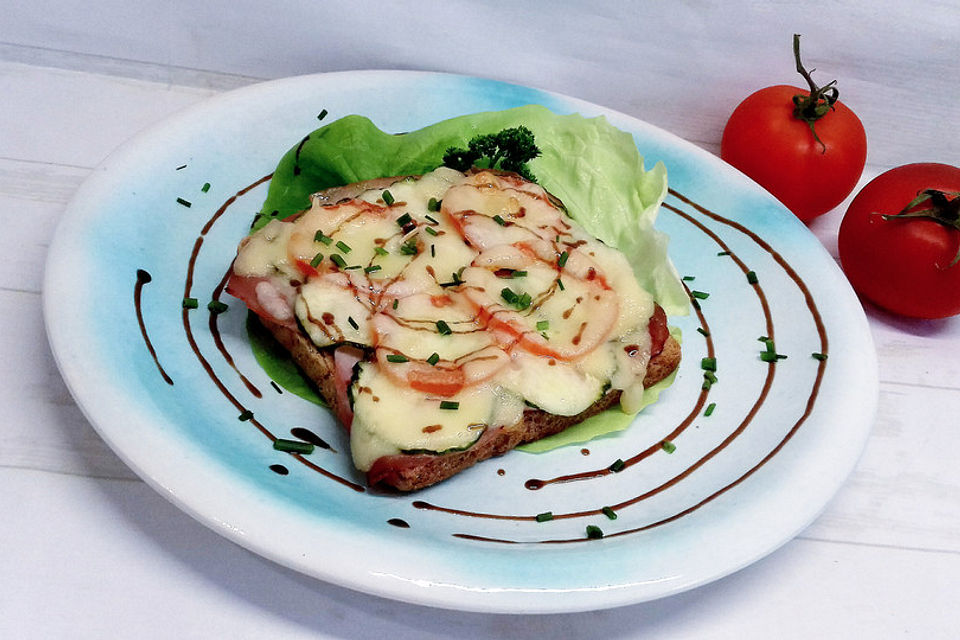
[228,167,681,491]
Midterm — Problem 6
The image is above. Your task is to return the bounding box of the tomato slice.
[648,304,669,358]
[406,364,466,397]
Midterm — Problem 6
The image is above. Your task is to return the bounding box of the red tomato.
[838,163,960,319]
[721,84,867,222]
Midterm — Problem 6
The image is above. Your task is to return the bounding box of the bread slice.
[261,315,680,491]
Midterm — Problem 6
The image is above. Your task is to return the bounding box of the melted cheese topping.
[235,167,656,470]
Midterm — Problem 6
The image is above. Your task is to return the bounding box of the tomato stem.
[880,189,960,268]
[791,34,840,153]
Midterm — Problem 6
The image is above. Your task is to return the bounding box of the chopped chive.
[238,409,253,421]
[436,320,452,335]
[400,239,418,255]
[557,278,565,291]
[760,351,788,362]
[426,352,440,366]
[492,214,507,226]
[717,250,731,256]
[586,525,604,539]
[382,190,395,206]
[691,290,710,300]
[343,265,362,270]
[335,240,352,254]
[175,164,187,170]
[273,438,314,454]
[812,352,828,361]
[317,108,328,120]
[440,272,462,288]
[424,226,438,236]
[746,270,759,284]
[330,254,347,268]
[536,511,554,523]
[364,264,381,273]
[427,197,441,212]
[439,400,459,410]
[704,402,716,417]
[431,244,436,257]
[682,275,696,281]
[396,212,413,227]
[347,316,359,330]
[702,378,713,391]
[558,251,569,268]
[501,288,519,304]
[207,300,229,314]
[511,270,528,278]
[386,354,408,363]
[704,371,718,384]
[701,357,717,372]
[424,214,439,225]
[697,327,710,337]
[176,197,192,208]
[602,506,618,520]
[310,252,324,268]
[661,440,677,454]
[374,246,389,256]
[536,320,549,331]
[201,182,211,193]
[517,292,532,310]
[314,231,333,245]
[182,297,199,309]
[609,458,625,473]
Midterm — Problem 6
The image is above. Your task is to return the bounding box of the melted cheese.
[235,168,660,470]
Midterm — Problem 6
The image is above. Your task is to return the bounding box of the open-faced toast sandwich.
[226,112,684,491]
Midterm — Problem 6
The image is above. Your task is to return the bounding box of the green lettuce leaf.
[246,313,326,406]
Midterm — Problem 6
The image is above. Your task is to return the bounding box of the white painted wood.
[1,2,957,168]
[0,61,217,168]
[0,289,138,480]
[805,383,960,552]
[1,2,959,631]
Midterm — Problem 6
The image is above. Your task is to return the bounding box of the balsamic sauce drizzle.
[134,269,174,385]
[291,427,336,453]
[209,264,262,398]
[179,173,363,493]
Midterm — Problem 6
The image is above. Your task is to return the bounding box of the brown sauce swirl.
[134,269,174,385]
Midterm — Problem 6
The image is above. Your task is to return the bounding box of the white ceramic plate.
[44,71,877,614]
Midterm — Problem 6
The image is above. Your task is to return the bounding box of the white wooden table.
[2,3,959,637]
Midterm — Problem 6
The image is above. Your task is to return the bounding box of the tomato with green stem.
[721,35,867,222]
[838,163,960,319]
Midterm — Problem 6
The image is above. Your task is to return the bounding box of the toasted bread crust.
[263,316,679,491]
